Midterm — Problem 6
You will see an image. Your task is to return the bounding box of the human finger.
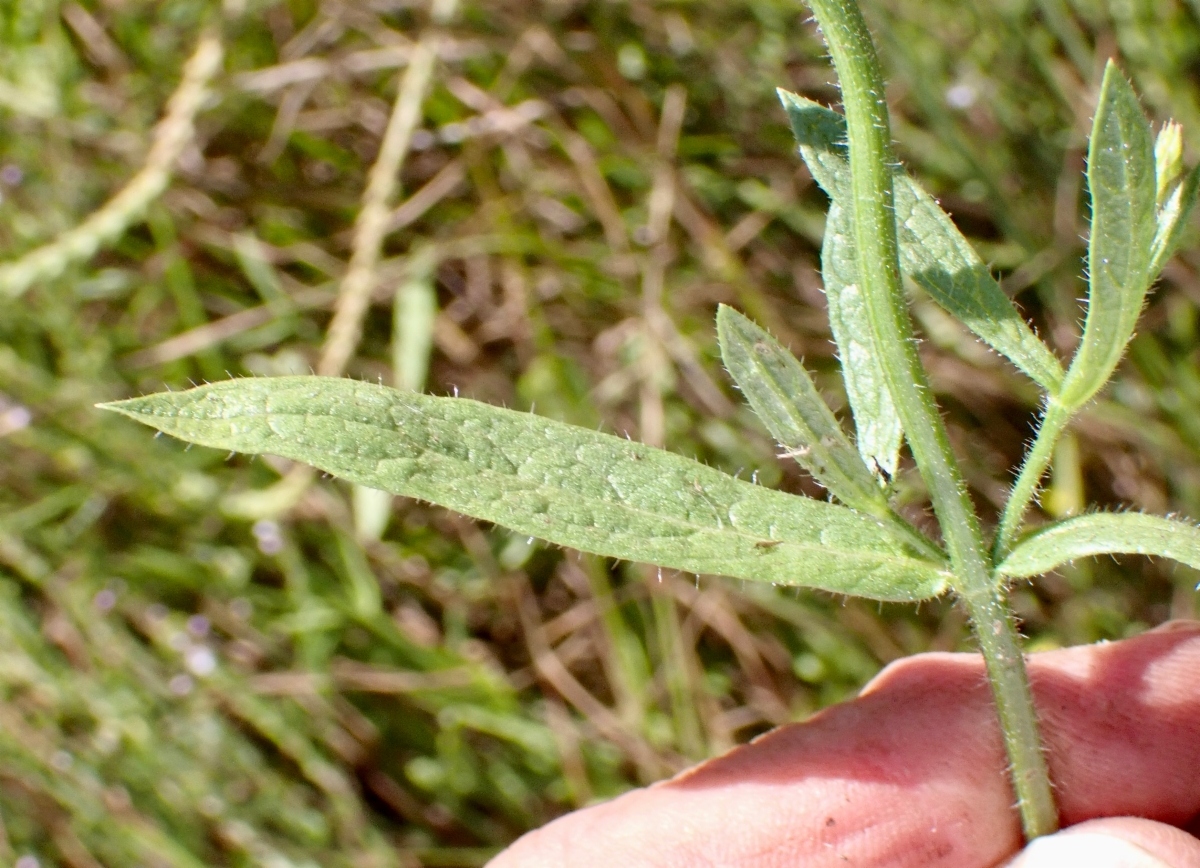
[1006,817,1200,867]
[488,623,1200,868]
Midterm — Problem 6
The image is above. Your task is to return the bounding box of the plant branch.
[994,398,1074,561]
[803,0,1058,840]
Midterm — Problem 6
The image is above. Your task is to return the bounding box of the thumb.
[1007,818,1200,868]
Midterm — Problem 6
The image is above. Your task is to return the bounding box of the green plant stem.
[804,0,1058,840]
[994,399,1074,561]
[956,588,1057,836]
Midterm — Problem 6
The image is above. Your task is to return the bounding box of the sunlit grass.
[0,0,1196,863]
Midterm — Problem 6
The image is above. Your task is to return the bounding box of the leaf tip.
[95,397,144,418]
[1096,57,1141,110]
[715,303,741,346]
[715,302,741,329]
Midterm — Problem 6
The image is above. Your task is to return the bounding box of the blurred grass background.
[0,0,1198,864]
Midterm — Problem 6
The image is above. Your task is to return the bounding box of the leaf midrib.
[159,401,945,571]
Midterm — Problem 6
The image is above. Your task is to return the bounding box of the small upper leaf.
[779,89,1066,394]
[1060,61,1158,409]
[101,377,950,601]
[822,200,905,482]
[716,304,888,514]
[996,512,1200,579]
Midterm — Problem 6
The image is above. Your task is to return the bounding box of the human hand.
[489,621,1200,867]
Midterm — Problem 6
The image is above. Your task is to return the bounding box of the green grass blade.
[716,305,888,514]
[996,512,1200,579]
[822,200,905,481]
[100,377,950,601]
[1060,61,1158,408]
[393,248,438,394]
[780,89,1065,394]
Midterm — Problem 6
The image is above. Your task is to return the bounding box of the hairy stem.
[958,587,1057,837]
[994,399,1074,562]
[804,0,1058,840]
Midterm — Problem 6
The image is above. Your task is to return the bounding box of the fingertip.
[1008,833,1173,868]
[1005,819,1200,868]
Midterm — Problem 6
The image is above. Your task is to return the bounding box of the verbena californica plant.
[102,0,1200,843]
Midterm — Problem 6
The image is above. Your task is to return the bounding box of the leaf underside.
[819,201,904,482]
[716,304,887,514]
[101,377,950,602]
[997,512,1200,579]
[778,89,1066,395]
[1061,61,1158,408]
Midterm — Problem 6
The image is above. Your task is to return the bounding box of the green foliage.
[995,60,1200,562]
[997,513,1200,580]
[716,304,888,515]
[779,90,1066,393]
[1061,62,1160,409]
[1150,163,1200,276]
[102,12,1200,839]
[5,0,1200,862]
[818,199,905,481]
[102,377,949,601]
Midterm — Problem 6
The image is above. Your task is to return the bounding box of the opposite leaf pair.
[779,88,1064,482]
[781,61,1197,485]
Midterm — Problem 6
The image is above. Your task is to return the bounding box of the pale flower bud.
[1155,120,1184,207]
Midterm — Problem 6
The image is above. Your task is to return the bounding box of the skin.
[489,621,1200,868]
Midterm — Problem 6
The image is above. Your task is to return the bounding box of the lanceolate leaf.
[1060,62,1158,409]
[779,89,1065,394]
[892,178,1065,394]
[996,512,1200,579]
[101,377,950,602]
[716,304,887,515]
[822,201,904,482]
